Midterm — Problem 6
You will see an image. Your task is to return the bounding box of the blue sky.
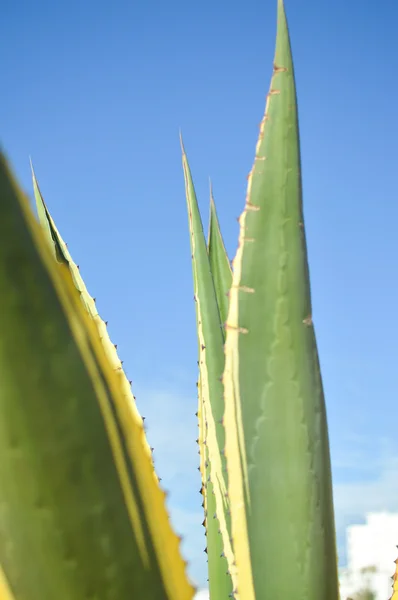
[2,0,398,592]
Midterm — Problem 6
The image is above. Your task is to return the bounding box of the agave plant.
[181,1,341,599]
[0,156,195,599]
[0,1,395,600]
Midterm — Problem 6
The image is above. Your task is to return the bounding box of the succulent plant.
[0,155,194,599]
[181,1,340,598]
[0,1,396,600]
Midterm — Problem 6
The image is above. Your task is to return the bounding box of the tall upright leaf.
[0,153,194,600]
[223,2,339,599]
[30,163,157,475]
[207,184,232,325]
[181,139,235,599]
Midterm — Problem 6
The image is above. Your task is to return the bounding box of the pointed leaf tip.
[276,0,289,36]
[30,158,38,186]
[179,130,186,155]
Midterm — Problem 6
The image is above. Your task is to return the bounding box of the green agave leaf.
[204,189,233,597]
[0,153,194,600]
[30,162,158,474]
[181,138,235,599]
[223,2,339,599]
[197,381,228,600]
[204,187,233,595]
[207,183,232,326]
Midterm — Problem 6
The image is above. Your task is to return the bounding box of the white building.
[339,512,398,600]
[194,592,209,600]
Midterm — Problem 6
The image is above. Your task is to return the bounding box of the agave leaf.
[30,162,157,475]
[0,153,194,600]
[31,162,109,317]
[181,138,235,599]
[203,187,233,595]
[30,159,60,263]
[392,557,398,600]
[223,2,339,599]
[0,567,16,600]
[197,380,228,599]
[205,189,233,595]
[207,183,232,326]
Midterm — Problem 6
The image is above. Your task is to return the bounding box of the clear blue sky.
[2,0,398,590]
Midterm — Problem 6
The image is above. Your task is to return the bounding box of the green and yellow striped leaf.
[0,565,15,600]
[0,153,194,600]
[197,378,229,600]
[181,139,235,599]
[223,2,339,599]
[207,184,232,325]
[30,163,157,476]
